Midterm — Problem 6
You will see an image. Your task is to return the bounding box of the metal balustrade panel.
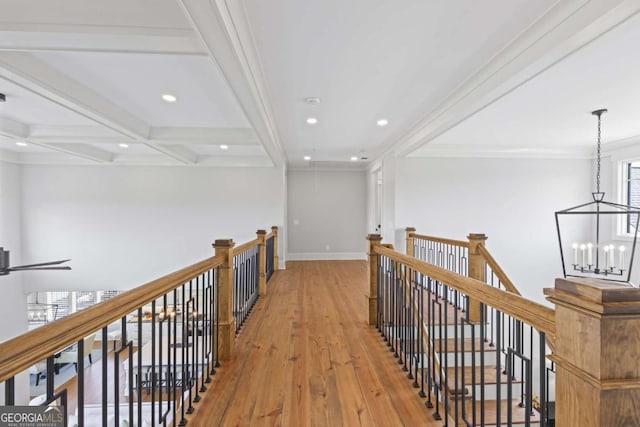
[376,252,554,426]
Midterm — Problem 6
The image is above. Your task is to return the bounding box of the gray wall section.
[287,169,366,257]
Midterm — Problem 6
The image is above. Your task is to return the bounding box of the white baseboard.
[286,252,366,261]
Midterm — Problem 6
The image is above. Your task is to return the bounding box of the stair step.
[444,365,518,395]
[463,399,539,425]
[434,338,495,354]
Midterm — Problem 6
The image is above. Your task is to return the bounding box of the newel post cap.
[467,233,488,241]
[213,239,235,249]
[544,277,640,315]
[367,233,382,242]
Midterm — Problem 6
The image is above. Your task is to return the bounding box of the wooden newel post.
[271,226,279,271]
[367,234,382,326]
[257,229,267,296]
[213,239,236,360]
[545,278,640,426]
[467,233,488,323]
[405,227,416,257]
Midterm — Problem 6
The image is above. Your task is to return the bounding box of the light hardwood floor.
[186,260,439,426]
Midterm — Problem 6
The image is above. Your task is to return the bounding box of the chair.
[55,335,96,372]
[29,361,47,386]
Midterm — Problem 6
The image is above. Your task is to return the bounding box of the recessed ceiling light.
[119,143,129,148]
[15,142,27,147]
[220,145,229,150]
[162,94,177,103]
[304,97,321,105]
[377,119,389,127]
[350,156,358,161]
[306,117,318,125]
[303,156,311,161]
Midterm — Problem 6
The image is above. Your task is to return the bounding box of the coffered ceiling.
[1,0,639,169]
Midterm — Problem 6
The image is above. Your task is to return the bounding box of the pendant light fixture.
[555,109,640,284]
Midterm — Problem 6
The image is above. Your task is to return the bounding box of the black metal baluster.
[496,309,502,427]
[425,277,433,408]
[507,348,513,426]
[453,289,460,424]
[136,307,143,427]
[151,300,156,426]
[5,377,14,405]
[77,336,85,427]
[433,296,443,421]
[180,284,187,426]
[539,332,547,427]
[480,303,486,427]
[215,267,221,369]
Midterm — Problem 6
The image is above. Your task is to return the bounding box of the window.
[620,160,640,235]
[27,290,121,325]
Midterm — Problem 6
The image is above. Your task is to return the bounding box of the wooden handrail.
[233,238,260,256]
[0,254,224,382]
[477,245,521,296]
[411,233,469,248]
[374,245,555,336]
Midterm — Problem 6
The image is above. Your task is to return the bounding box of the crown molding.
[386,0,640,161]
[408,143,595,160]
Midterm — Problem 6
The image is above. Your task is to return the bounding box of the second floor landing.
[190,260,437,426]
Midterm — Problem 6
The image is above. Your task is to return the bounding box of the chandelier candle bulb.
[572,243,578,265]
[587,243,593,266]
[620,246,626,269]
[580,244,587,268]
[604,246,610,269]
[610,245,616,269]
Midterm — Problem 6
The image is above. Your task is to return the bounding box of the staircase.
[372,233,555,425]
[418,292,541,426]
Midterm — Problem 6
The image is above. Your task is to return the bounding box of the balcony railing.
[0,226,278,427]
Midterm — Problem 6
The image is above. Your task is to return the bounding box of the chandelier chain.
[596,112,601,194]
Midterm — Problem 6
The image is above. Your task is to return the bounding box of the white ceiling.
[1,1,639,168]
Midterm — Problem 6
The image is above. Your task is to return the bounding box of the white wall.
[0,161,29,403]
[287,169,366,259]
[395,157,592,303]
[0,161,27,339]
[20,165,285,292]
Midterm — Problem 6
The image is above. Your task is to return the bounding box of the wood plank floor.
[186,260,440,427]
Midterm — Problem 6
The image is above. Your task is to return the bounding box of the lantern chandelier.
[555,109,640,284]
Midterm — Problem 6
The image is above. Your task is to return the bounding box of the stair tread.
[433,338,496,353]
[444,365,520,394]
[464,399,539,425]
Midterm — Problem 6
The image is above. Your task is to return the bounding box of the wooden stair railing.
[369,234,556,426]
[406,228,557,354]
[0,226,279,426]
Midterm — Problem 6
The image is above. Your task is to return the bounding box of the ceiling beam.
[178,0,286,167]
[389,0,640,158]
[0,24,205,55]
[0,118,113,163]
[45,143,114,163]
[0,52,151,140]
[145,142,198,164]
[149,127,259,145]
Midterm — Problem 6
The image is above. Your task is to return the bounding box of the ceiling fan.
[0,247,71,276]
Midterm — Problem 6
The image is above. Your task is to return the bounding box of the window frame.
[616,158,640,239]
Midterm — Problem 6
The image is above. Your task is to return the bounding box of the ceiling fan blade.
[9,266,71,271]
[9,259,71,269]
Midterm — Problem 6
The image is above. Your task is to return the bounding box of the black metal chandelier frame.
[555,108,640,284]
